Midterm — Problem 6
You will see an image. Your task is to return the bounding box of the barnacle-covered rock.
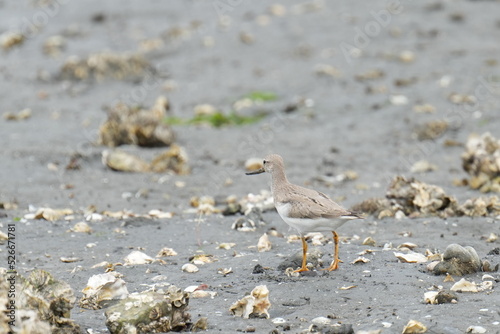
[59,52,152,81]
[99,96,174,148]
[462,132,500,193]
[432,244,482,276]
[9,269,81,333]
[79,273,129,310]
[105,285,190,334]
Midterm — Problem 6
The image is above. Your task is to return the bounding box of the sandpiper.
[246,154,362,272]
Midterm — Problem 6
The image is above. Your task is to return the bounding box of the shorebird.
[246,154,362,272]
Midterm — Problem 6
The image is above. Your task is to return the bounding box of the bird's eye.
[263,160,267,164]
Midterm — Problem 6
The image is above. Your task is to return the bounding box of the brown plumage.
[246,154,362,272]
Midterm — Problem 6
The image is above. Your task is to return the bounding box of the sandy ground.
[1,0,500,333]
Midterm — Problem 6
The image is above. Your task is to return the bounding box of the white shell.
[181,263,199,273]
[124,251,154,265]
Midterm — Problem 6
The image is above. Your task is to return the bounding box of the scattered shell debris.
[105,286,191,334]
[59,51,152,81]
[352,176,500,218]
[461,132,500,193]
[2,269,80,333]
[229,285,271,319]
[99,96,175,148]
[79,273,129,310]
[24,207,74,221]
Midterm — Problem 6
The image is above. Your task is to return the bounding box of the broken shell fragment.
[450,278,493,293]
[402,319,427,334]
[362,236,376,246]
[102,150,150,173]
[79,273,129,310]
[71,222,92,233]
[466,326,487,334]
[1,32,25,50]
[217,268,233,276]
[424,290,457,304]
[257,233,272,252]
[351,256,370,264]
[229,285,271,319]
[190,254,216,264]
[216,242,236,250]
[156,247,178,257]
[182,263,199,273]
[394,251,427,263]
[245,157,263,172]
[124,251,154,265]
[232,217,256,232]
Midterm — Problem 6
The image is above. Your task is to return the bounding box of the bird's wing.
[282,185,360,220]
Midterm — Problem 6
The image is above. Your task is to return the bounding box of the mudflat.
[1,1,499,333]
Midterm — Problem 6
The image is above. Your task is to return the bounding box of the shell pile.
[59,51,152,81]
[99,96,175,148]
[353,176,500,218]
[462,132,500,192]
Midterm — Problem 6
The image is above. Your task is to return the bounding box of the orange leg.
[294,236,309,272]
[326,231,340,271]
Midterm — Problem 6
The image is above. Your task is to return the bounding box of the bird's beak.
[245,168,265,175]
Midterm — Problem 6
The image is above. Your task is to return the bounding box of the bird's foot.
[293,266,309,273]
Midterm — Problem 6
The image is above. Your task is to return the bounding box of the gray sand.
[1,1,500,333]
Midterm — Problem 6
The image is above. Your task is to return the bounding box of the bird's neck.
[270,169,289,195]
